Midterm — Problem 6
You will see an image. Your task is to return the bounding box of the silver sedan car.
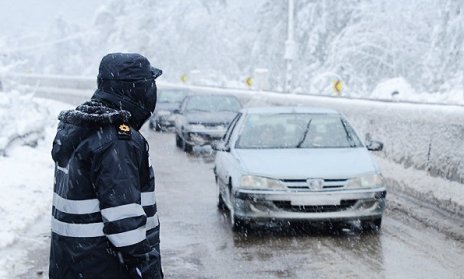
[212,107,386,231]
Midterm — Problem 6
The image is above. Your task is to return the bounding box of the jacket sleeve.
[93,138,151,265]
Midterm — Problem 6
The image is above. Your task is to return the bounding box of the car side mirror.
[211,141,230,152]
[366,140,383,151]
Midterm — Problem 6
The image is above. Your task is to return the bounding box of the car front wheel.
[361,217,382,232]
[229,194,250,231]
[175,134,182,148]
[183,140,193,152]
[218,193,226,210]
[232,216,244,231]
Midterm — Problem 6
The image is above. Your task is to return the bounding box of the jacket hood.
[91,53,162,130]
[52,101,130,167]
[58,101,130,126]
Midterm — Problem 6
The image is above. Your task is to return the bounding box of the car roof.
[240,106,340,115]
[160,88,189,92]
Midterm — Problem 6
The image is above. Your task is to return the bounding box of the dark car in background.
[149,89,189,131]
[175,94,242,152]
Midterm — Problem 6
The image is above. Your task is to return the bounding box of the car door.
[175,97,189,138]
[215,113,242,205]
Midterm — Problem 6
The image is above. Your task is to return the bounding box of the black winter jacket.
[49,101,161,279]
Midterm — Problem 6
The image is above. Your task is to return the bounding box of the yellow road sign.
[333,80,342,95]
[245,77,253,87]
[180,74,188,83]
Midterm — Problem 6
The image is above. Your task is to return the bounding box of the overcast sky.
[0,0,108,37]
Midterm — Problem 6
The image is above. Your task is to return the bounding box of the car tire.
[217,193,227,211]
[183,141,193,153]
[231,214,246,231]
[149,122,155,130]
[361,217,382,232]
[232,215,253,232]
[175,134,182,148]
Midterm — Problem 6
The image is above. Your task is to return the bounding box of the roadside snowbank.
[0,92,52,155]
[371,77,464,105]
[376,155,464,217]
[0,97,71,249]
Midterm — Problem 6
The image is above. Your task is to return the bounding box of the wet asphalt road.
[13,92,464,279]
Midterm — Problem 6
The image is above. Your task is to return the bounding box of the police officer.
[49,53,163,278]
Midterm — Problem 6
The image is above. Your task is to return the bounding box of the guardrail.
[7,73,464,184]
[10,73,95,90]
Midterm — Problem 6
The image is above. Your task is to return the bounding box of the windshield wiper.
[296,119,312,148]
[340,119,356,147]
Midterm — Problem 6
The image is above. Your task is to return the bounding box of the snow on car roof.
[241,106,339,115]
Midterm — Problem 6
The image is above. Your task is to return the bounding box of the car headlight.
[346,173,384,188]
[190,134,207,144]
[186,123,206,131]
[240,175,286,190]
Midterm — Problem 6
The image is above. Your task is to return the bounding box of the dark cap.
[97,53,162,81]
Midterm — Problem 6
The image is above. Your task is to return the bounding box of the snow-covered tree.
[424,0,464,92]
[35,15,87,75]
[23,0,464,99]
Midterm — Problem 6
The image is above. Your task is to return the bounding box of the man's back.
[49,53,162,279]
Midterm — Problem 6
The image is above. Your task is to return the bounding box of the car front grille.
[281,179,348,190]
[273,200,357,213]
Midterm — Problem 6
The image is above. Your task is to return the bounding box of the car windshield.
[236,113,363,149]
[185,95,241,112]
[158,90,187,103]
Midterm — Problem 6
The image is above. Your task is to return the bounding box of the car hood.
[156,102,180,112]
[234,148,379,179]
[185,111,238,125]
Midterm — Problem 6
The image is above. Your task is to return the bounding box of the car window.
[235,113,362,149]
[223,113,242,145]
[158,90,187,103]
[179,97,190,113]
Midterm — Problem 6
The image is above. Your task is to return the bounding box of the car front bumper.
[184,128,227,146]
[233,187,386,222]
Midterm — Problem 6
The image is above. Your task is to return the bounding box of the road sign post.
[284,0,296,93]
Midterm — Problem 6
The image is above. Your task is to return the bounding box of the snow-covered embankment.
[0,91,71,276]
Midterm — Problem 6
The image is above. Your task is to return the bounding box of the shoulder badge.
[117,123,131,140]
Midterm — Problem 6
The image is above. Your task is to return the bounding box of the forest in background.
[2,0,463,99]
